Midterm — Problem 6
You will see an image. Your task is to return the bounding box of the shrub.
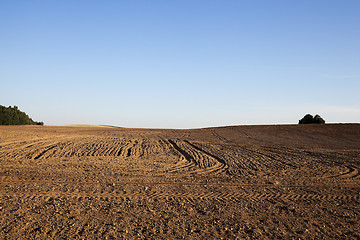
[299,114,325,124]
[313,115,325,124]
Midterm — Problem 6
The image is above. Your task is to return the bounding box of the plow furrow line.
[32,144,58,159]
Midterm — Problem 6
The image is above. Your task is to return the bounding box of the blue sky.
[1,1,359,128]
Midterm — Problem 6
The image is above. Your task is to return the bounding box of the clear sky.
[1,1,359,128]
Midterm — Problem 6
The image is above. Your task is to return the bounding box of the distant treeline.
[0,105,44,125]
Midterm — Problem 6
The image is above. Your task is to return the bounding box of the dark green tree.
[299,114,314,124]
[313,114,325,124]
[0,105,44,125]
[299,114,325,124]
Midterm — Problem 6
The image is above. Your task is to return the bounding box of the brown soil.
[0,124,359,239]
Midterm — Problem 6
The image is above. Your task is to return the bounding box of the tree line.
[0,105,44,125]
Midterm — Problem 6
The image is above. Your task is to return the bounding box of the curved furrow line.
[147,140,157,156]
[87,144,96,156]
[108,139,121,156]
[56,141,68,157]
[55,141,75,158]
[126,141,137,157]
[107,139,120,156]
[261,146,305,166]
[87,138,96,156]
[250,148,297,169]
[93,139,105,156]
[0,140,44,155]
[126,146,133,157]
[146,140,157,156]
[166,157,196,172]
[191,162,227,175]
[96,141,108,156]
[115,141,129,157]
[224,154,249,173]
[248,150,277,169]
[159,139,175,154]
[0,136,71,151]
[180,131,191,139]
[136,140,145,157]
[32,144,59,159]
[85,140,97,156]
[0,140,27,149]
[172,140,225,174]
[257,152,278,169]
[238,148,274,170]
[145,140,156,157]
[93,140,106,156]
[6,140,49,159]
[42,141,74,159]
[115,140,127,156]
[90,140,101,156]
[121,142,134,158]
[166,159,195,173]
[177,141,204,168]
[184,141,224,166]
[191,151,206,168]
[84,139,96,155]
[150,140,161,155]
[210,129,229,143]
[80,140,93,156]
[241,149,277,170]
[249,153,271,170]
[114,139,126,156]
[159,139,173,154]
[330,165,360,179]
[134,140,145,157]
[72,141,88,157]
[101,140,114,156]
[226,149,264,172]
[103,140,114,156]
[240,155,263,171]
[167,139,197,171]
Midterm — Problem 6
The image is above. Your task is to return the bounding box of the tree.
[0,105,44,125]
[299,114,314,124]
[299,114,325,124]
[313,114,325,124]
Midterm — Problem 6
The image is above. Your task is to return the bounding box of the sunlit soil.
[0,124,359,239]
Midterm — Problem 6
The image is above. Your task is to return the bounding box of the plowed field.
[1,124,359,239]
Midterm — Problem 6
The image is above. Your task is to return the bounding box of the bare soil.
[0,124,359,239]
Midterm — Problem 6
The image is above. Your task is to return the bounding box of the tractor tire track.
[1,189,358,203]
